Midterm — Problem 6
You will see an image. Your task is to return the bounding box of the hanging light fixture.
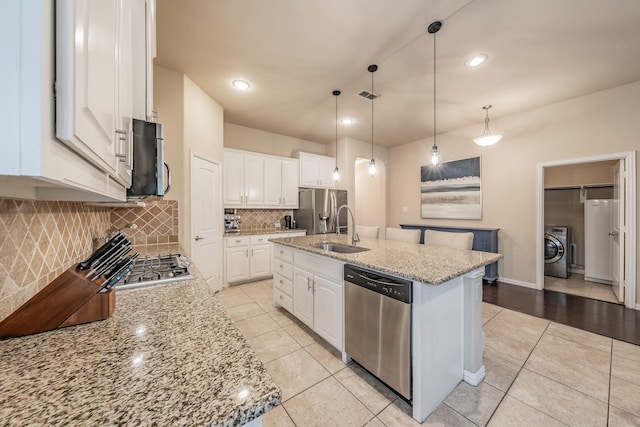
[368,64,378,177]
[473,105,502,146]
[332,90,341,181]
[428,21,442,166]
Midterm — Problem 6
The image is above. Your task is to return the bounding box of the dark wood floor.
[483,281,640,346]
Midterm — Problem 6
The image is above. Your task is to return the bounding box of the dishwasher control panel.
[344,264,412,303]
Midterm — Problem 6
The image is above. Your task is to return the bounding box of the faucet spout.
[336,205,360,245]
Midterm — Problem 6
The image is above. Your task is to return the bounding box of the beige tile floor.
[216,279,640,426]
[544,273,621,304]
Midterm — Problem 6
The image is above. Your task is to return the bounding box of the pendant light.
[428,21,442,166]
[473,105,502,146]
[368,64,378,177]
[332,90,341,181]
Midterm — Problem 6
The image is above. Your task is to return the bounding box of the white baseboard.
[464,366,486,386]
[569,266,585,274]
[498,277,538,289]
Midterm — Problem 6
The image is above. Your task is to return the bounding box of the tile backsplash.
[237,208,293,231]
[0,198,180,323]
[110,199,179,245]
[0,199,110,322]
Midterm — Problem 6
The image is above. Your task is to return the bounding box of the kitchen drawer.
[250,234,271,245]
[274,288,293,313]
[226,236,250,247]
[273,245,294,263]
[273,273,293,296]
[272,259,293,280]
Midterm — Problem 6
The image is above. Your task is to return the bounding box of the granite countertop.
[0,244,280,426]
[270,234,503,285]
[225,228,306,237]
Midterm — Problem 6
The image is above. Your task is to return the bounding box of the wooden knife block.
[0,265,115,339]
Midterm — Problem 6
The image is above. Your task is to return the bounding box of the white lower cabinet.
[225,235,272,284]
[273,244,344,351]
[225,233,305,284]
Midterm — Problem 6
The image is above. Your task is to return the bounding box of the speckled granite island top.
[270,234,503,285]
[0,244,280,426]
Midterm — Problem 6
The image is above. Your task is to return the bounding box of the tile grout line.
[482,321,573,427]
[606,339,613,426]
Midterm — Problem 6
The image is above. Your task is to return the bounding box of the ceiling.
[155,0,640,147]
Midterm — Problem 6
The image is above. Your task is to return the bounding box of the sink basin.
[310,242,370,254]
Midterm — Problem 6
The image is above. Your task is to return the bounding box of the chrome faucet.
[336,205,359,245]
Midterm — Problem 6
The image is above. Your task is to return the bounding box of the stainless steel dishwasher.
[344,264,412,400]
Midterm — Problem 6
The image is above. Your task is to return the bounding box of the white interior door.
[612,160,625,302]
[191,152,222,292]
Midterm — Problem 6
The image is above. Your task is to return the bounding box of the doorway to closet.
[536,151,636,310]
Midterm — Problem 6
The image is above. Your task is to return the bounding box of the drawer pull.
[280,250,284,254]
[279,279,284,284]
[236,239,241,243]
[279,295,284,300]
[280,264,284,269]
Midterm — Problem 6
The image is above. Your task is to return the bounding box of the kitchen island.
[270,233,502,423]
[0,244,280,426]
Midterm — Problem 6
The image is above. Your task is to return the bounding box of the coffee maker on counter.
[284,215,292,229]
[224,208,241,233]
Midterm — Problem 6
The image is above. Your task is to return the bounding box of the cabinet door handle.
[279,295,284,301]
[251,249,254,256]
[246,249,249,257]
[280,264,284,269]
[279,279,284,284]
[307,277,311,291]
[280,250,284,255]
[195,235,204,241]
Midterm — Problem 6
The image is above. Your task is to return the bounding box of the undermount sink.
[310,242,370,254]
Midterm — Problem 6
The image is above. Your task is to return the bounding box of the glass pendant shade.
[430,145,440,166]
[369,159,377,177]
[333,166,341,181]
[474,134,502,146]
[474,105,502,146]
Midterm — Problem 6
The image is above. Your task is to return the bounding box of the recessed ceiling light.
[340,118,354,125]
[232,80,251,90]
[465,54,488,68]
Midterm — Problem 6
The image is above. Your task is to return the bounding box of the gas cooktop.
[115,253,194,290]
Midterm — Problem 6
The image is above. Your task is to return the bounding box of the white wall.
[224,122,327,157]
[388,80,640,303]
[154,65,224,255]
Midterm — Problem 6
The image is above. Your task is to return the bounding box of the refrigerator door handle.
[329,190,337,233]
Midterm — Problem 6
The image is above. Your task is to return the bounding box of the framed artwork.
[420,156,482,220]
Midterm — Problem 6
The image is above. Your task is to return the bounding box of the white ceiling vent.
[357,90,380,100]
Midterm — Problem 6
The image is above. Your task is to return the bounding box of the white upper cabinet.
[0,0,147,202]
[298,152,335,188]
[224,149,298,209]
[56,0,133,188]
[132,0,155,121]
[264,157,299,208]
[223,150,264,207]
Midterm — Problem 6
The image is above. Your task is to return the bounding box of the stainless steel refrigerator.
[294,188,348,234]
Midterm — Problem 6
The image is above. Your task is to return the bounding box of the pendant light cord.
[433,29,437,150]
[335,93,338,166]
[371,71,374,160]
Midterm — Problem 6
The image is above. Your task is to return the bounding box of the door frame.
[536,151,637,309]
[190,150,222,290]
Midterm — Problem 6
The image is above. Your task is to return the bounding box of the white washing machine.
[544,226,571,279]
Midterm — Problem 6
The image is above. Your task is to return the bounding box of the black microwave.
[127,119,170,198]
